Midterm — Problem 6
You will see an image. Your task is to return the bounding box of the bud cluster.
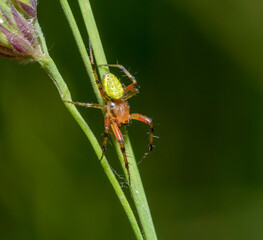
[0,0,43,61]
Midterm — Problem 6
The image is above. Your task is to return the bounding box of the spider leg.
[111,121,130,183]
[100,114,111,161]
[64,100,106,110]
[123,88,139,100]
[89,40,107,102]
[98,64,137,93]
[130,113,154,159]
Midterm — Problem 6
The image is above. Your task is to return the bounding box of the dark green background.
[1,0,263,239]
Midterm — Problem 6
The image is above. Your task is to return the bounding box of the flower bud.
[0,0,42,61]
[12,0,37,17]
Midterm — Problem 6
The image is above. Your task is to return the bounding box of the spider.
[65,42,154,183]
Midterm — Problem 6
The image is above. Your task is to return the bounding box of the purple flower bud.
[0,45,17,58]
[30,0,37,10]
[19,2,36,17]
[0,45,32,62]
[0,1,43,62]
[0,25,35,56]
[11,4,38,46]
[0,8,15,27]
[12,0,37,17]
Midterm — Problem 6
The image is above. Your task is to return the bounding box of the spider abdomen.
[103,73,124,100]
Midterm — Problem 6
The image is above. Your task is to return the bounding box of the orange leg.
[130,113,154,159]
[64,100,106,110]
[111,121,130,183]
[89,40,107,101]
[123,88,139,100]
[98,64,137,93]
[100,114,111,161]
[124,83,137,93]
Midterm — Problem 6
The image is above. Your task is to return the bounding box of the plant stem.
[34,18,144,240]
[55,2,103,105]
[77,0,108,79]
[78,1,158,239]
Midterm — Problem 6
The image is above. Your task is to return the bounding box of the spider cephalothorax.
[66,42,153,183]
[107,99,130,125]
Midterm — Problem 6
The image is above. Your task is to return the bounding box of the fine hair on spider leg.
[153,135,160,139]
[137,143,156,166]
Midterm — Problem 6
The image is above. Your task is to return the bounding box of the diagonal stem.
[56,1,144,240]
[38,54,143,240]
[78,0,158,239]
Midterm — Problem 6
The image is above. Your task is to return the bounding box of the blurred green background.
[1,0,263,239]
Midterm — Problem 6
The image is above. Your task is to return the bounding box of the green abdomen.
[103,73,124,100]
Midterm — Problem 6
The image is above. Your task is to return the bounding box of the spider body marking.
[103,73,124,100]
[65,41,154,184]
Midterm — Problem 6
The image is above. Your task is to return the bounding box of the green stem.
[59,0,103,105]
[78,1,158,239]
[35,20,143,240]
[34,21,48,55]
[77,0,108,79]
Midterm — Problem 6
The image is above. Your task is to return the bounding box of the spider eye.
[109,101,115,110]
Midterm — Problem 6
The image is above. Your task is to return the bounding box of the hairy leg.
[111,121,130,183]
[64,100,106,109]
[89,40,107,101]
[123,88,139,100]
[130,113,154,159]
[100,114,111,160]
